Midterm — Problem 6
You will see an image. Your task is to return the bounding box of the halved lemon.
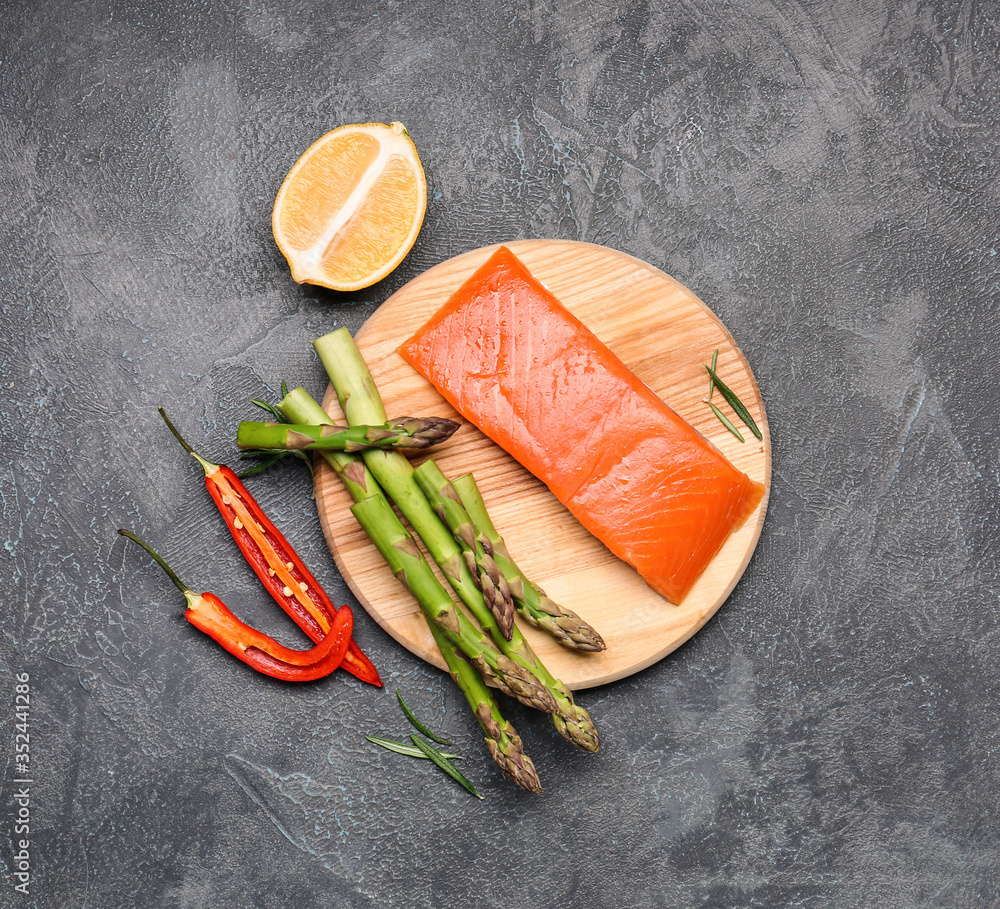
[272,122,427,292]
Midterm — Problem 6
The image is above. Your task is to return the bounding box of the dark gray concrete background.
[2,1,998,906]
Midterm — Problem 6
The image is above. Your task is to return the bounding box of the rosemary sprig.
[365,735,462,761]
[704,399,744,442]
[397,689,452,745]
[704,364,763,441]
[409,735,483,799]
[368,689,481,798]
[251,381,293,422]
[236,450,291,479]
[703,350,744,441]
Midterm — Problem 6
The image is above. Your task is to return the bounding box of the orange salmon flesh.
[398,246,764,604]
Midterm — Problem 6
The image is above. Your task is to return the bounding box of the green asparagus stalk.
[275,390,554,710]
[426,619,542,793]
[311,331,526,642]
[236,417,459,453]
[451,472,606,653]
[413,459,515,641]
[277,387,383,501]
[313,328,600,752]
[277,387,546,788]
[350,495,556,712]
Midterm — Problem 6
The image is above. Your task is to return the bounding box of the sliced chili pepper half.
[158,407,381,687]
[118,529,352,682]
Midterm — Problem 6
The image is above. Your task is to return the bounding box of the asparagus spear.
[350,495,556,713]
[451,473,606,652]
[425,619,542,793]
[272,389,552,711]
[313,328,600,752]
[236,417,459,453]
[277,387,383,500]
[413,459,515,641]
[311,331,527,643]
[277,387,546,788]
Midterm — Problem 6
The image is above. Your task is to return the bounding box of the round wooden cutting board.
[314,240,771,689]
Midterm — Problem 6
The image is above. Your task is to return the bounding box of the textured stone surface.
[1,1,999,906]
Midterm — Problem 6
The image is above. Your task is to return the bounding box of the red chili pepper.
[159,408,382,687]
[118,530,353,682]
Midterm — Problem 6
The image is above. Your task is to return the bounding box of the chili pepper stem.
[158,406,220,477]
[160,403,381,686]
[118,529,194,600]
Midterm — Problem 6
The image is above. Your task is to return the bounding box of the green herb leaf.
[251,395,296,424]
[396,688,452,745]
[704,365,763,441]
[409,735,483,799]
[704,399,745,442]
[236,451,289,478]
[365,734,461,761]
[707,349,719,401]
[236,447,315,488]
[251,398,284,421]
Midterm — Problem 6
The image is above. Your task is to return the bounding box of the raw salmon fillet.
[398,246,764,604]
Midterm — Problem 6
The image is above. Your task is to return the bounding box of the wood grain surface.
[314,240,771,689]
